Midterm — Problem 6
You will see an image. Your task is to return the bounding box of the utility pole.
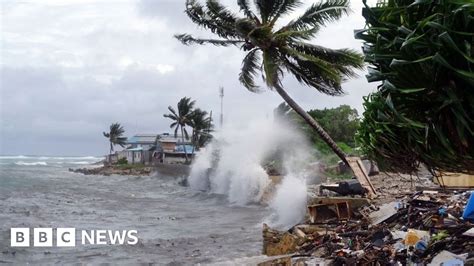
[219,87,224,128]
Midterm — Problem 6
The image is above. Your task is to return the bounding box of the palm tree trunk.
[190,128,196,162]
[274,84,349,166]
[110,141,113,155]
[180,126,189,163]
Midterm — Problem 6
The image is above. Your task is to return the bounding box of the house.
[155,133,195,164]
[126,134,158,150]
[112,133,196,165]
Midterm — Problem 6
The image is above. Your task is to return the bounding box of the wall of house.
[161,142,176,152]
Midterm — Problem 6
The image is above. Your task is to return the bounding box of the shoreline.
[69,165,153,176]
[70,162,191,177]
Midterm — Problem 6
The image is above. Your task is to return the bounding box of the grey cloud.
[1,0,377,156]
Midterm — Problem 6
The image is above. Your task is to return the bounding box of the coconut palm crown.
[176,0,364,164]
[164,97,196,162]
[103,123,127,154]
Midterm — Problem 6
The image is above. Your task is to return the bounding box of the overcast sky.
[0,0,377,156]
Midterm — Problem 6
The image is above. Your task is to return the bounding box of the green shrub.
[355,0,474,174]
[117,158,128,165]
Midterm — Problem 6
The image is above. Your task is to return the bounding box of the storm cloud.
[1,0,377,156]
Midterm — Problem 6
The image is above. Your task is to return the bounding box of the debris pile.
[262,189,474,265]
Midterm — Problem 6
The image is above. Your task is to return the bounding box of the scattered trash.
[462,192,474,222]
[262,189,474,265]
[320,180,366,196]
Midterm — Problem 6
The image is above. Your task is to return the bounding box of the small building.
[126,134,158,150]
[112,133,196,165]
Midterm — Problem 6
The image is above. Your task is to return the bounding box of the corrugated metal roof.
[126,147,144,151]
[126,134,158,144]
[126,133,191,144]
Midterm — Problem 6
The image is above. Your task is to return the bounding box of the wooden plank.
[347,157,377,198]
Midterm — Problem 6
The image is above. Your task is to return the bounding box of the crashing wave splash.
[189,117,318,227]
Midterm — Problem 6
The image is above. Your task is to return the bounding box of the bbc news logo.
[11,228,138,247]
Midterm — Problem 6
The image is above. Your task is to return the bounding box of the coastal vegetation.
[103,123,127,154]
[175,0,364,166]
[164,97,214,163]
[355,0,474,174]
[164,97,196,162]
[274,103,360,166]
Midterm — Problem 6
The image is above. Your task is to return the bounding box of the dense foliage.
[176,0,364,164]
[307,105,359,146]
[355,0,474,173]
[274,103,359,163]
[163,97,213,161]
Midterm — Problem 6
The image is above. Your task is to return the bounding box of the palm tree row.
[163,97,213,163]
[175,0,364,165]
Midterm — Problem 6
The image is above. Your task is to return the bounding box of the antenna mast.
[219,87,224,128]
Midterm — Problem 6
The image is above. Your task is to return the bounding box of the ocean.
[0,155,270,264]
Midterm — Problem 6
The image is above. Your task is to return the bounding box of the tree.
[103,123,127,154]
[274,103,360,162]
[355,0,474,174]
[163,97,196,162]
[175,0,364,165]
[307,105,359,146]
[190,108,214,148]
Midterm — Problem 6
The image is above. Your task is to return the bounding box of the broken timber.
[346,157,377,198]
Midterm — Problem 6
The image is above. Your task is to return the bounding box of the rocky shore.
[69,165,152,176]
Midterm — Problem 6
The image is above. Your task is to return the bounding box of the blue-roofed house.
[116,133,196,164]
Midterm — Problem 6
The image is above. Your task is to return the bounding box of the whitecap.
[0,155,29,159]
[69,161,91,165]
[15,161,48,166]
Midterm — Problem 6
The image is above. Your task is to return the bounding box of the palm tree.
[163,97,196,162]
[103,123,127,154]
[191,108,214,148]
[175,0,364,165]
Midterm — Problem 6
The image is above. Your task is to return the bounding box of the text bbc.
[11,228,138,247]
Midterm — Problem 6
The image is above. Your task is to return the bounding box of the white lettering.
[81,230,95,245]
[127,230,138,245]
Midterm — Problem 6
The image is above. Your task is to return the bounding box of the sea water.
[0,155,270,264]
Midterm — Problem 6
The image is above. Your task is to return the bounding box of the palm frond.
[175,34,244,46]
[290,42,364,77]
[170,121,178,128]
[262,49,282,88]
[174,125,179,138]
[254,0,277,23]
[239,48,262,92]
[274,27,319,42]
[281,53,343,95]
[183,127,190,140]
[283,0,350,31]
[237,0,259,22]
[285,47,341,82]
[206,0,238,25]
[270,0,303,25]
[185,0,239,39]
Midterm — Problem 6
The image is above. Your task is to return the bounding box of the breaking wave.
[15,161,48,166]
[0,155,100,160]
[0,155,28,159]
[68,161,92,165]
[189,116,318,227]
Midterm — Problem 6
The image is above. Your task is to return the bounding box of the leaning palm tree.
[163,97,196,162]
[103,123,127,154]
[175,0,364,165]
[191,108,214,148]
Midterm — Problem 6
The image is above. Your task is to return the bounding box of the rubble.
[69,165,152,176]
[262,174,474,265]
